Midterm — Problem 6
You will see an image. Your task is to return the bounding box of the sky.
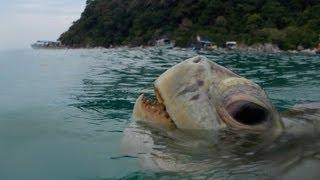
[0,0,86,50]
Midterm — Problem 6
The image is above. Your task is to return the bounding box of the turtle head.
[133,56,283,136]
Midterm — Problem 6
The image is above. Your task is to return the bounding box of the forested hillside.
[59,0,320,50]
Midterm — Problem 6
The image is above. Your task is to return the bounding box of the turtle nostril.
[226,101,269,125]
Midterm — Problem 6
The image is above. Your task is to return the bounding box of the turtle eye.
[226,101,269,125]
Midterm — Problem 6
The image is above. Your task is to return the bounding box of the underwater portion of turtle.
[122,56,320,179]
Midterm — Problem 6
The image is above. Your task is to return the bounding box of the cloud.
[0,0,85,50]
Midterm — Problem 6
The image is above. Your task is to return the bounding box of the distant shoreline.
[58,1,320,53]
[31,43,320,55]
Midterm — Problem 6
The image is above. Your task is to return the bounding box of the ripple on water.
[48,49,320,177]
[1,48,318,179]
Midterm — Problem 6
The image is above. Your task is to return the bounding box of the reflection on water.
[0,48,319,179]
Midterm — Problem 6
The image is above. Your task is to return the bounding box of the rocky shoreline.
[58,43,320,55]
[236,43,319,55]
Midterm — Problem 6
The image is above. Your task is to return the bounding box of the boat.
[155,38,174,49]
[31,41,65,49]
[194,35,217,51]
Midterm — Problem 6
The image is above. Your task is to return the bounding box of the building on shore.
[316,43,320,54]
[226,41,237,50]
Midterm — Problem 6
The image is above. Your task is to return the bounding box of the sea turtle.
[122,56,320,179]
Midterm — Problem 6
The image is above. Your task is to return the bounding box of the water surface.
[0,48,319,179]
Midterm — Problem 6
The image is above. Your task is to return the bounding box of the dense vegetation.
[59,0,320,50]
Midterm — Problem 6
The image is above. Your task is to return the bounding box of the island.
[59,0,320,51]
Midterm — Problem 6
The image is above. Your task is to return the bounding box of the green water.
[0,48,319,179]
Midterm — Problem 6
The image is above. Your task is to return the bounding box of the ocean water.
[0,48,319,179]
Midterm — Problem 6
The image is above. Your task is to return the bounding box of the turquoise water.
[0,48,319,179]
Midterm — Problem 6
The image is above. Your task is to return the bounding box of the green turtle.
[122,56,320,179]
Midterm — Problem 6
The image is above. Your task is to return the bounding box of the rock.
[297,45,304,51]
[300,49,317,55]
[248,43,281,53]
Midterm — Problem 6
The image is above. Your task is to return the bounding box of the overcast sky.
[0,0,85,50]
